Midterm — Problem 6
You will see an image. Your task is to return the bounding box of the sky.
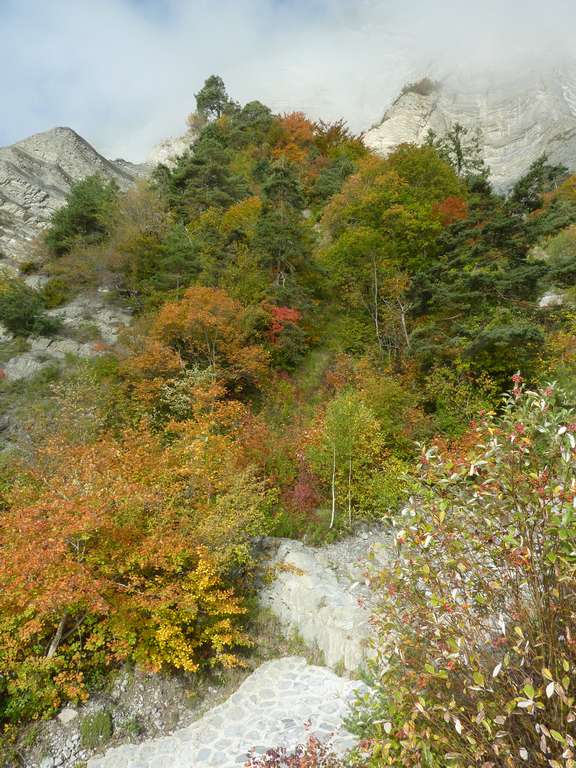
[1,0,575,161]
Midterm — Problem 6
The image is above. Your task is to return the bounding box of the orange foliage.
[125,286,269,392]
[433,195,469,226]
[272,112,315,164]
[312,118,363,157]
[0,399,273,696]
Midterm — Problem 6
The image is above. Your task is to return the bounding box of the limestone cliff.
[147,129,196,168]
[363,64,576,188]
[0,127,146,265]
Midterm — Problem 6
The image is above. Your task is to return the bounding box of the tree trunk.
[398,299,411,351]
[329,444,337,529]
[46,613,67,658]
[372,257,383,353]
[347,454,352,527]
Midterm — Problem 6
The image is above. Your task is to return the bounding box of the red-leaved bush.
[245,734,342,768]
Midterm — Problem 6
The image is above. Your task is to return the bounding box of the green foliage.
[311,156,356,205]
[423,364,497,436]
[195,75,235,120]
[307,389,393,528]
[154,132,249,221]
[45,175,118,255]
[540,224,576,289]
[426,122,489,185]
[0,275,59,336]
[80,710,113,749]
[41,277,71,308]
[510,153,569,212]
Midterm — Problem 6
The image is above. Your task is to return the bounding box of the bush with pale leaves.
[350,378,576,767]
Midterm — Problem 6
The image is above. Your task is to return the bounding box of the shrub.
[350,378,576,767]
[0,275,60,336]
[424,364,497,438]
[306,389,385,528]
[125,285,270,394]
[45,176,118,256]
[245,734,343,767]
[41,277,71,308]
[0,414,274,723]
[19,260,39,275]
[399,78,440,99]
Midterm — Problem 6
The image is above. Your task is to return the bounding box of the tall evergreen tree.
[195,75,234,120]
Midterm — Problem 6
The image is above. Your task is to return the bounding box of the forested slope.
[3,76,576,767]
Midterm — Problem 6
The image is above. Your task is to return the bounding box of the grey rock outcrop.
[364,63,576,188]
[147,130,196,168]
[261,530,391,673]
[0,292,131,382]
[539,290,565,308]
[0,127,146,264]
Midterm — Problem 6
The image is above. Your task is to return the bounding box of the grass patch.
[79,710,113,750]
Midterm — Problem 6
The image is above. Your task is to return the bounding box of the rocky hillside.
[0,127,146,266]
[364,63,576,188]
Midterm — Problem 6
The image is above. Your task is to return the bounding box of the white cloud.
[0,0,574,160]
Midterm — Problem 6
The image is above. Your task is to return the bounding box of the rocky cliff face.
[0,127,146,266]
[364,64,576,188]
[147,129,196,168]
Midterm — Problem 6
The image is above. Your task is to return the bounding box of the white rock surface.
[2,353,45,381]
[147,130,196,168]
[0,323,12,343]
[261,533,390,673]
[87,657,365,768]
[364,63,576,188]
[46,293,131,345]
[57,707,79,726]
[0,127,146,263]
[539,290,565,308]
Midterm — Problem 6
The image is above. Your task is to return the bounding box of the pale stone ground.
[261,532,391,672]
[87,658,365,768]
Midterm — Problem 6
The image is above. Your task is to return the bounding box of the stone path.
[87,657,365,768]
[261,531,391,672]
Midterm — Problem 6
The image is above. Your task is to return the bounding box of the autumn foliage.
[6,74,576,758]
[124,285,269,395]
[0,382,274,721]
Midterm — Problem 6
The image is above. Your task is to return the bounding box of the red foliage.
[245,733,342,767]
[433,195,469,227]
[283,463,321,515]
[266,305,302,344]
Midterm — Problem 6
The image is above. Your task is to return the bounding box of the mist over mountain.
[364,60,576,187]
[2,0,576,161]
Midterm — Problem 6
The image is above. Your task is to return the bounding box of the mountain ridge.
[0,127,146,266]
